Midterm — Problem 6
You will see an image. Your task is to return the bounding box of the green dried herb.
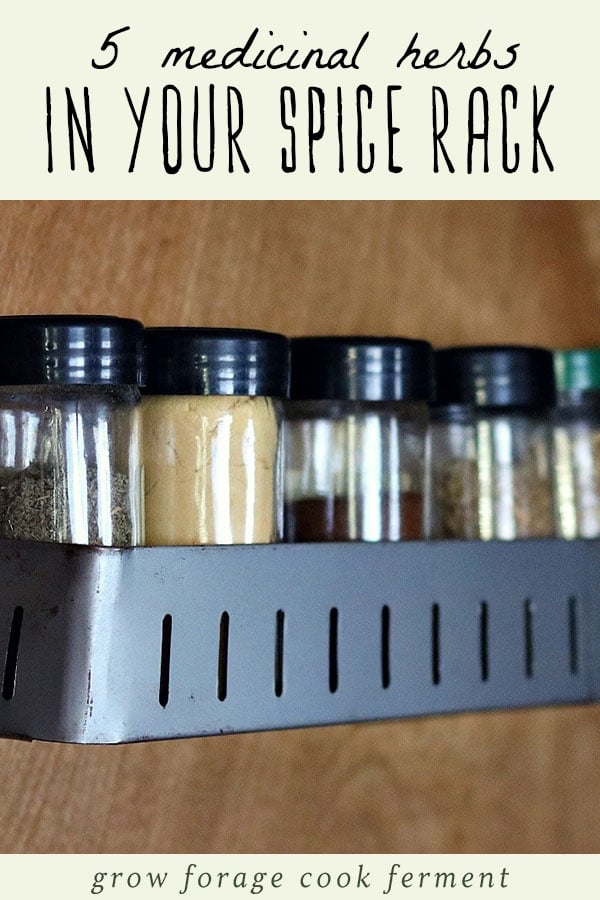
[0,464,132,546]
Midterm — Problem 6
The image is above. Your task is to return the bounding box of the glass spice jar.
[552,349,600,539]
[284,337,433,542]
[0,315,144,546]
[143,328,290,545]
[427,346,556,540]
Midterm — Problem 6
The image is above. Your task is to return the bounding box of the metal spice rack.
[0,538,598,745]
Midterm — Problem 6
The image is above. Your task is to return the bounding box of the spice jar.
[284,337,433,542]
[552,349,600,538]
[143,328,289,545]
[428,346,556,540]
[0,315,144,546]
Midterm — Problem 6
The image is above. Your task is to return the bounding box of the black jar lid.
[290,336,433,402]
[144,328,290,397]
[434,345,556,409]
[0,315,144,386]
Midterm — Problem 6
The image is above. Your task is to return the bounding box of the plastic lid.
[0,315,144,386]
[554,349,600,393]
[434,345,555,408]
[289,336,433,402]
[144,328,290,397]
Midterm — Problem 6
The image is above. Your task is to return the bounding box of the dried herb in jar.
[428,346,556,541]
[553,349,600,539]
[0,316,144,547]
[0,464,133,546]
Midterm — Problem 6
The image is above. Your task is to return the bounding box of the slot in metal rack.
[0,539,598,744]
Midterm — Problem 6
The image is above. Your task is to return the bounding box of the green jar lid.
[554,349,600,392]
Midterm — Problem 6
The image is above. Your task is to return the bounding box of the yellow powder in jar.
[143,395,281,545]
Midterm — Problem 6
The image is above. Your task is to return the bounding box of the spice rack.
[0,538,598,745]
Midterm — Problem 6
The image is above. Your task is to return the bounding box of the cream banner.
[0,854,598,897]
[0,0,596,198]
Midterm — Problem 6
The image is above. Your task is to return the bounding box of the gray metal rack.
[0,539,598,744]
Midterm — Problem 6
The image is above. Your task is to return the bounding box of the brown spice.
[432,459,553,539]
[285,491,423,542]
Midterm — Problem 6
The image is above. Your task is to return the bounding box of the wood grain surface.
[0,200,599,853]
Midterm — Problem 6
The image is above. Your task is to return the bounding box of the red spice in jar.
[285,490,423,542]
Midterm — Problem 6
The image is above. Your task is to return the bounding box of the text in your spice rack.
[45,26,555,176]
